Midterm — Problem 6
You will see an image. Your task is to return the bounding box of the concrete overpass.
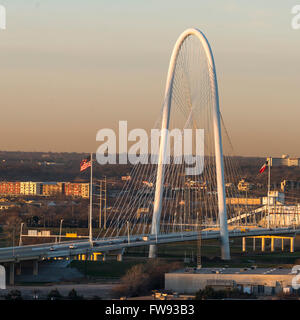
[0,226,299,285]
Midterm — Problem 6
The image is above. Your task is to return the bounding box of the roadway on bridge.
[0,227,298,264]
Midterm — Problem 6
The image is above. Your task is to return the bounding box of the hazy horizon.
[0,1,299,158]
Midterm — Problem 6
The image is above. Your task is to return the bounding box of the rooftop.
[173,267,295,276]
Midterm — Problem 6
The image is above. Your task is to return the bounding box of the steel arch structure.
[149,28,230,260]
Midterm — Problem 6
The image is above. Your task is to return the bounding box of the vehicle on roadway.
[69,244,77,249]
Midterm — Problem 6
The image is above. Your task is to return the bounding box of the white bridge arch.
[149,28,230,260]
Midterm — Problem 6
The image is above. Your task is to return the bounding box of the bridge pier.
[242,237,246,252]
[117,253,123,262]
[88,253,101,261]
[33,260,38,276]
[149,244,157,259]
[114,249,124,262]
[271,237,275,252]
[290,238,294,253]
[9,263,14,285]
[261,238,265,252]
[16,263,21,276]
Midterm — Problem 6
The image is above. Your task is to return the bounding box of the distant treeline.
[0,151,132,181]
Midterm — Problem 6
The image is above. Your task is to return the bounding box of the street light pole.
[99,179,102,229]
[267,157,271,229]
[19,222,24,246]
[59,219,63,243]
[104,176,107,230]
[127,221,130,244]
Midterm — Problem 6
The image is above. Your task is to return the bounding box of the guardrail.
[0,227,299,263]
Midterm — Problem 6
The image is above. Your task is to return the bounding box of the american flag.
[80,156,91,172]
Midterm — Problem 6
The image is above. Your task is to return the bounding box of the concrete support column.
[103,253,106,262]
[282,239,284,252]
[242,237,246,252]
[253,238,256,251]
[9,263,14,286]
[33,260,38,276]
[290,238,294,253]
[271,238,275,252]
[16,263,21,276]
[149,245,157,259]
[93,253,100,261]
[261,238,265,252]
[117,253,123,262]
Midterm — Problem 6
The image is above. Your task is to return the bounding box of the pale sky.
[0,0,299,157]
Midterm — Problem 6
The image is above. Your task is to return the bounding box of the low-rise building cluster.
[0,181,89,198]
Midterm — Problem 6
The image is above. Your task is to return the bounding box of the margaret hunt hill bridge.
[0,28,299,285]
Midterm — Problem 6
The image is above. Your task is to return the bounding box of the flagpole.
[89,152,93,245]
[267,157,271,229]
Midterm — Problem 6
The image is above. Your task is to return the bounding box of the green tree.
[68,289,83,300]
[47,289,63,300]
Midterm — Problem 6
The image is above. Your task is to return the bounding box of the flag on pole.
[259,160,268,174]
[80,156,91,172]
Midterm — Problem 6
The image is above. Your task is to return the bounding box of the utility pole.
[89,153,93,245]
[12,227,15,257]
[99,177,107,230]
[99,180,102,229]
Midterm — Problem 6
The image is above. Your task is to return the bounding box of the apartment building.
[64,182,89,198]
[20,181,42,195]
[0,182,21,195]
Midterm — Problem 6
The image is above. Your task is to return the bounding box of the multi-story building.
[80,183,89,198]
[41,182,63,196]
[268,155,300,167]
[0,182,21,195]
[121,175,131,181]
[0,181,90,198]
[226,197,261,205]
[238,179,254,192]
[64,183,89,198]
[262,191,285,205]
[280,180,300,192]
[20,181,42,196]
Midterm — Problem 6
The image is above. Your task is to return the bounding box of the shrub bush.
[112,259,182,298]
